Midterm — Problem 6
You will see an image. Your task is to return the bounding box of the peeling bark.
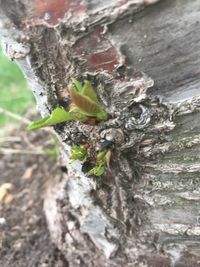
[1,0,200,266]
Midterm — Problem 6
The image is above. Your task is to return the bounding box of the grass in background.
[0,45,34,128]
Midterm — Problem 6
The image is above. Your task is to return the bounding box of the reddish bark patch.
[34,0,85,25]
[35,0,65,25]
[73,27,120,72]
[23,0,86,27]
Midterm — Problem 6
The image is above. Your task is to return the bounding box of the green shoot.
[69,79,108,120]
[28,107,87,130]
[81,80,100,103]
[72,78,82,92]
[28,79,108,131]
[87,163,105,177]
[87,149,111,177]
[69,144,88,163]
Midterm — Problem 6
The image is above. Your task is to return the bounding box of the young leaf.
[96,150,107,161]
[86,163,105,177]
[72,78,82,92]
[69,145,88,163]
[28,117,50,130]
[28,107,80,130]
[81,80,99,104]
[68,84,103,116]
[69,79,108,120]
[87,149,112,177]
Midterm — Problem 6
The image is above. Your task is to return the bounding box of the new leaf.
[69,79,108,120]
[28,107,85,130]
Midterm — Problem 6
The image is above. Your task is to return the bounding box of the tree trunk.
[1,0,200,266]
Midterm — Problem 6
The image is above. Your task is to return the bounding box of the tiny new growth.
[70,145,112,177]
[86,149,112,177]
[68,79,108,121]
[69,144,88,163]
[28,79,108,130]
[28,79,110,176]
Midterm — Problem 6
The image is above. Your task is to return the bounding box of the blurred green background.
[0,45,34,128]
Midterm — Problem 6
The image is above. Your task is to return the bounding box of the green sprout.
[69,144,88,163]
[28,107,87,130]
[28,79,108,130]
[69,145,112,177]
[87,149,111,177]
[68,79,108,120]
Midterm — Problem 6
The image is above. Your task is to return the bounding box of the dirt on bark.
[0,123,68,267]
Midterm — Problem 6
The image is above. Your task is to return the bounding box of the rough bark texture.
[1,0,200,266]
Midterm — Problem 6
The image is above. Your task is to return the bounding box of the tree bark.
[1,0,200,266]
